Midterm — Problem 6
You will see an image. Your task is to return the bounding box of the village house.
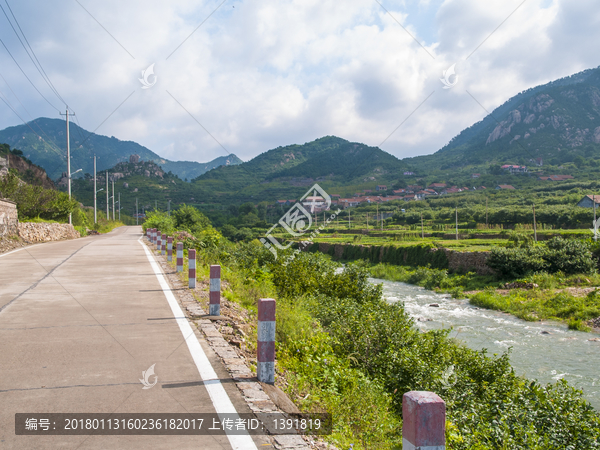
[471,173,480,178]
[501,165,528,174]
[496,185,516,190]
[380,195,403,202]
[428,182,447,190]
[538,175,574,181]
[376,185,387,191]
[529,157,543,166]
[577,195,600,208]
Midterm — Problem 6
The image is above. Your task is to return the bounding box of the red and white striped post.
[156,232,162,251]
[188,249,196,289]
[151,228,156,244]
[176,243,183,272]
[161,237,166,255]
[152,228,157,244]
[402,391,446,450]
[167,237,173,262]
[209,265,221,316]
[257,298,276,384]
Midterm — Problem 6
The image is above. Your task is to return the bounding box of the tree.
[172,204,211,233]
[227,204,239,217]
[489,164,502,175]
[239,202,257,215]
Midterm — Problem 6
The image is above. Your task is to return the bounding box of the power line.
[0,70,66,153]
[0,88,63,158]
[0,35,60,111]
[1,0,67,107]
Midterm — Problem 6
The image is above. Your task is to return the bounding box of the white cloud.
[0,0,599,165]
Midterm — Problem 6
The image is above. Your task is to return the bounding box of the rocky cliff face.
[485,84,600,150]
[5,153,56,189]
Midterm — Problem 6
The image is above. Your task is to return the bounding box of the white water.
[373,278,600,409]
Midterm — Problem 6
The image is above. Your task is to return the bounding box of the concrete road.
[0,227,263,449]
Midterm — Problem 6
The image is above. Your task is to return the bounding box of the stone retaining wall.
[0,199,18,237]
[18,222,80,243]
[309,241,495,275]
[443,249,495,275]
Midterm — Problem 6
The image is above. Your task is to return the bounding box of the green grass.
[469,289,600,325]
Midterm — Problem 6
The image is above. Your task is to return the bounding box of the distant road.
[0,227,262,449]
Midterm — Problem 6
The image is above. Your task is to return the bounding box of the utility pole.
[594,197,597,242]
[155,200,157,211]
[60,109,74,224]
[168,200,171,216]
[112,180,115,221]
[421,212,424,239]
[532,204,537,243]
[93,155,97,224]
[485,197,488,229]
[348,210,351,229]
[118,192,121,221]
[136,197,139,225]
[366,212,369,231]
[106,171,109,220]
[455,206,458,240]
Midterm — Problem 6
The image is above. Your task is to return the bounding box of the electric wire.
[0,87,63,158]
[0,70,66,154]
[0,35,60,112]
[1,0,68,107]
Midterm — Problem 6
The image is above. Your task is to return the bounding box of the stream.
[373,278,600,409]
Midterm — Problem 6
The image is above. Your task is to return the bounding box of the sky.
[0,0,599,164]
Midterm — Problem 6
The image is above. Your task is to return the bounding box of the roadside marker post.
[151,228,155,243]
[153,228,157,244]
[189,249,196,289]
[161,237,166,255]
[402,391,446,450]
[176,243,183,272]
[257,298,276,384]
[167,237,173,262]
[156,232,162,251]
[209,265,221,316]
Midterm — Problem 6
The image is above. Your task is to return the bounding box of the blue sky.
[0,0,598,164]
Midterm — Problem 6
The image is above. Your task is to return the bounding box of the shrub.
[487,246,548,278]
[487,237,596,278]
[544,237,596,274]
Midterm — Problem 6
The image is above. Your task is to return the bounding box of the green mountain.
[0,118,242,180]
[407,65,600,173]
[190,136,408,201]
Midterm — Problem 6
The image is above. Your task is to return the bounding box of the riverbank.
[376,277,600,410]
[149,226,600,448]
[188,242,600,449]
[369,263,600,333]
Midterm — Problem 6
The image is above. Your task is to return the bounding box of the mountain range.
[0,118,242,180]
[3,64,600,212]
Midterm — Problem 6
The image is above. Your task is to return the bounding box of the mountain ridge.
[0,118,242,180]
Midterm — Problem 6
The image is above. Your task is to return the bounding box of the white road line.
[0,243,44,258]
[139,239,258,450]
